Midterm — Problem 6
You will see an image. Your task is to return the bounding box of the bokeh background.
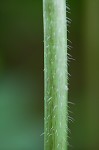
[0,0,99,149]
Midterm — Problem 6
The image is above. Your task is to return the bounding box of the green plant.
[43,0,68,149]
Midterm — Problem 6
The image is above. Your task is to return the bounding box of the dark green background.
[0,0,99,149]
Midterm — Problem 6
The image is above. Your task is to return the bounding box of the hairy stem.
[43,0,68,150]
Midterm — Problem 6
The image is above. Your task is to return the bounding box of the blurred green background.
[0,0,99,149]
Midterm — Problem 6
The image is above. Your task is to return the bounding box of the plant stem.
[43,0,68,150]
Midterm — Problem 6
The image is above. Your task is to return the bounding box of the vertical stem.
[43,0,68,150]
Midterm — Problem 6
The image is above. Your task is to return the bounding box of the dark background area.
[0,0,99,149]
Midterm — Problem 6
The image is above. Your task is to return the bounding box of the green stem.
[43,0,68,150]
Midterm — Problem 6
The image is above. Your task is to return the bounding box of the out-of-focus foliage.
[68,0,99,149]
[0,0,99,149]
[0,1,43,150]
